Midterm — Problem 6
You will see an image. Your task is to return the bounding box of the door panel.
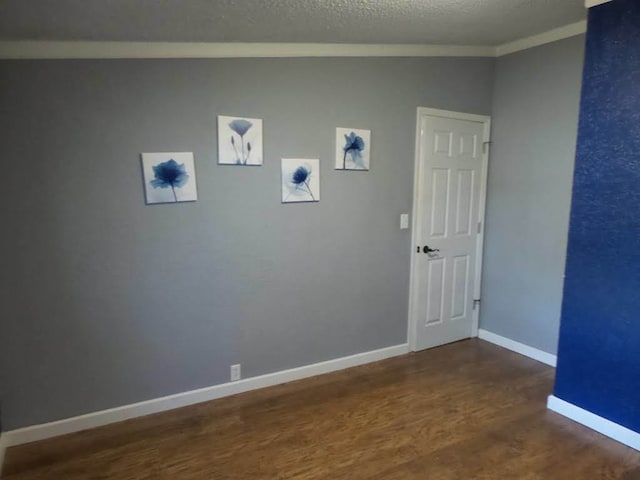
[430,169,450,238]
[451,255,469,321]
[426,258,446,325]
[412,112,487,351]
[434,131,453,156]
[455,170,474,235]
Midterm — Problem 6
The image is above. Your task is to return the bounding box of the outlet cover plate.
[230,364,241,382]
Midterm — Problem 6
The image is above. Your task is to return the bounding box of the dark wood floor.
[4,339,640,479]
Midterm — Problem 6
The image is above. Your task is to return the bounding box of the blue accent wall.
[554,0,640,433]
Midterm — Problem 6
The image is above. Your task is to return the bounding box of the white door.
[410,109,489,351]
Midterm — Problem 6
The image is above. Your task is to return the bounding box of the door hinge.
[473,299,481,310]
[477,221,482,234]
[482,141,492,154]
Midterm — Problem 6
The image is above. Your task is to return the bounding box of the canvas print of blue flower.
[141,152,198,204]
[218,115,263,166]
[281,158,320,203]
[335,127,371,171]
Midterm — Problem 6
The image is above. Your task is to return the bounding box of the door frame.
[407,107,491,352]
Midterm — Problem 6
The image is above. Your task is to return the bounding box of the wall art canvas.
[281,158,320,203]
[141,152,198,204]
[335,127,371,171]
[218,115,263,165]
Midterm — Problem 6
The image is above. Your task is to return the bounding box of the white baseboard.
[547,395,640,451]
[478,329,557,367]
[2,343,409,448]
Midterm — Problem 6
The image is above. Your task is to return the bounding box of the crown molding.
[0,41,495,59]
[495,21,587,57]
[585,0,612,7]
[0,21,589,60]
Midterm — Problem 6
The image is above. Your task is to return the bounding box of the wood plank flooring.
[4,339,640,479]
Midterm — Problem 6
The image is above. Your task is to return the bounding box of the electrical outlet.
[400,213,409,230]
[230,364,241,382]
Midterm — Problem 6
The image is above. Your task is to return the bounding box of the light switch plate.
[400,213,409,230]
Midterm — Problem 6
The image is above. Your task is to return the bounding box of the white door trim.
[0,434,7,477]
[407,107,491,352]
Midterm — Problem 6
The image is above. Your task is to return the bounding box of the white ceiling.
[0,0,586,46]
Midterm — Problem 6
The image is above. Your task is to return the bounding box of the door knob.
[423,246,440,254]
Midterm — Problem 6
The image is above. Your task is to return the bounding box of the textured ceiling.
[0,0,586,46]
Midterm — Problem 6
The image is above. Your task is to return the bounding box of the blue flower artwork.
[151,159,189,201]
[282,158,320,203]
[218,115,263,165]
[335,127,371,171]
[141,152,198,204]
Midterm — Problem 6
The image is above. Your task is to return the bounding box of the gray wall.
[0,57,494,430]
[479,36,585,354]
